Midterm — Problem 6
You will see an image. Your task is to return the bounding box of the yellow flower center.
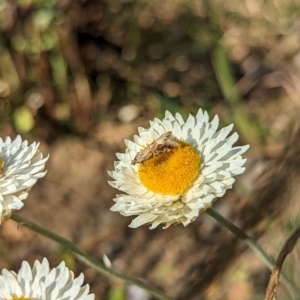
[138,142,201,195]
[8,297,32,300]
[0,158,3,175]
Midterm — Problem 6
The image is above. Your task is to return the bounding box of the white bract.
[0,258,94,300]
[109,109,249,229]
[0,135,48,222]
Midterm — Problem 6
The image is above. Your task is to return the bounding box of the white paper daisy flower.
[108,109,249,229]
[0,135,48,222]
[0,258,95,300]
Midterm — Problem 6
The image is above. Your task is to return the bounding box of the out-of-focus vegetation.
[1,0,300,299]
[1,0,298,142]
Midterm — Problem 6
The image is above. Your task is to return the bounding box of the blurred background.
[1,0,300,299]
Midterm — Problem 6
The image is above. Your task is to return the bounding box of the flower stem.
[206,208,299,298]
[11,212,173,300]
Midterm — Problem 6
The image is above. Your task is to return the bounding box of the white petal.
[129,213,157,228]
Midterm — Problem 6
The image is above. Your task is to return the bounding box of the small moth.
[131,131,180,165]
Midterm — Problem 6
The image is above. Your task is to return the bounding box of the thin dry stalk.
[264,226,300,300]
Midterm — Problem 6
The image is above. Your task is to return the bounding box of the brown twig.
[264,226,300,300]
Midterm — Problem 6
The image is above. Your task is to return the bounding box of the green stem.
[11,213,172,300]
[206,208,299,298]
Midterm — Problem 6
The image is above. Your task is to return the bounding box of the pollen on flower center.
[10,297,32,300]
[0,158,3,175]
[138,142,201,196]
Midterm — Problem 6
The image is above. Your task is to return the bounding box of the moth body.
[131,131,180,165]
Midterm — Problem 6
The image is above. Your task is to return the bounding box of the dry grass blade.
[264,226,300,300]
